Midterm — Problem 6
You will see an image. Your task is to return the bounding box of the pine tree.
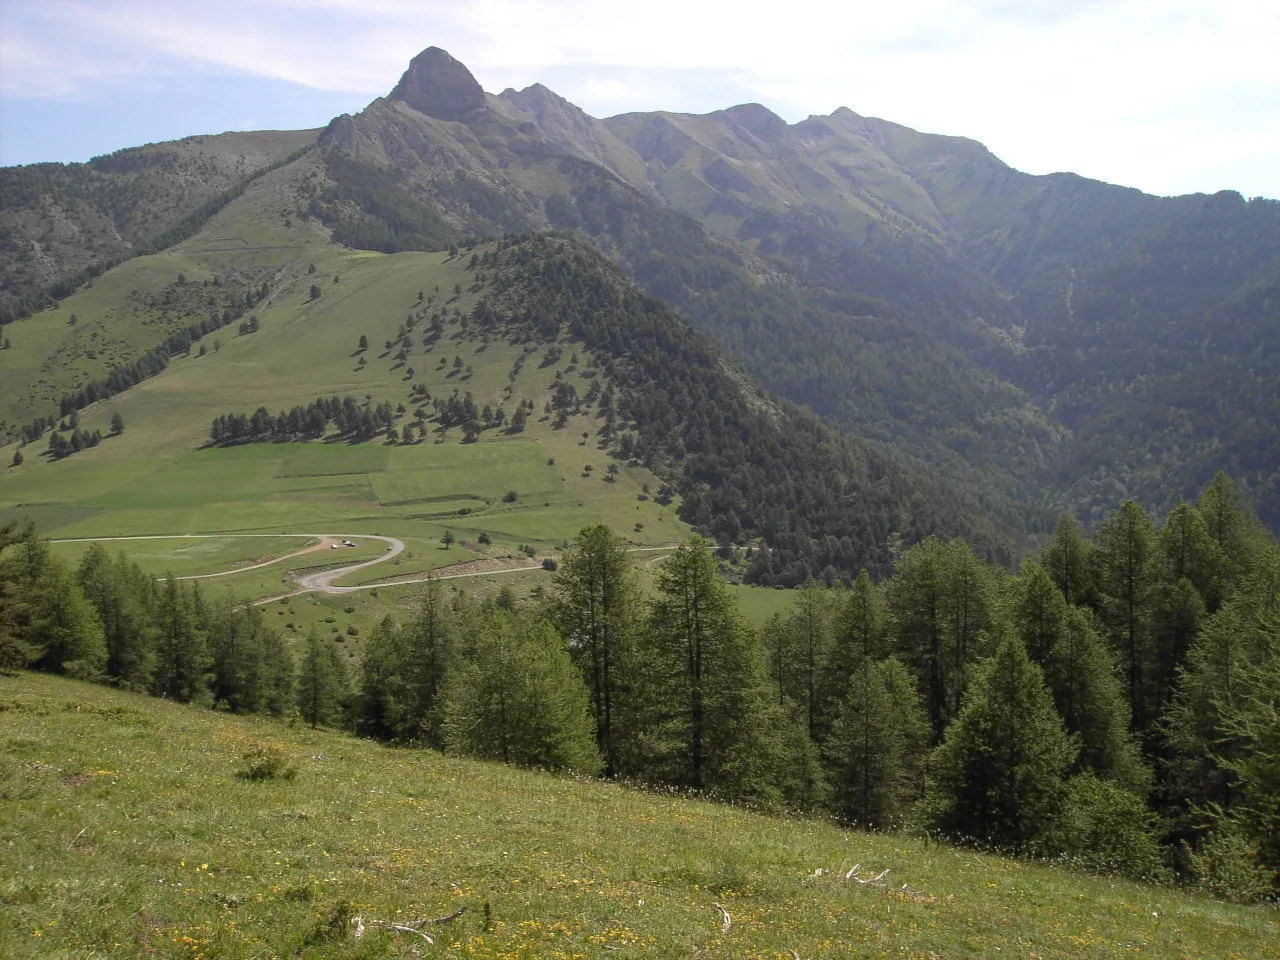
[641,536,782,804]
[922,634,1077,854]
[1214,594,1280,887]
[356,615,409,739]
[1196,471,1267,604]
[889,537,994,740]
[77,545,155,690]
[1164,563,1280,820]
[151,577,210,703]
[551,524,641,775]
[1044,514,1095,608]
[1012,561,1149,793]
[826,657,928,829]
[1092,500,1158,734]
[763,581,837,741]
[819,570,888,724]
[297,630,342,728]
[441,613,601,774]
[2,531,107,677]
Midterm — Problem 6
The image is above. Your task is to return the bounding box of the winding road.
[50,534,675,603]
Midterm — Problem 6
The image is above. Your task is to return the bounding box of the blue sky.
[2,0,1277,198]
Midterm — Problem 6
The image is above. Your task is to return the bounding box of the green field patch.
[0,504,103,535]
[48,535,316,578]
[372,439,559,505]
[275,441,391,478]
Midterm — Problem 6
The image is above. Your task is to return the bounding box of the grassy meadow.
[0,156,696,629]
[2,672,1276,960]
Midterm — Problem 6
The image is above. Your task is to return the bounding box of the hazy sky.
[2,0,1277,198]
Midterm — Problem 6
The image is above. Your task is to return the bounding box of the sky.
[1,0,1277,198]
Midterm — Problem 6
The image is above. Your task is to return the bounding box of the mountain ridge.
[3,46,1277,534]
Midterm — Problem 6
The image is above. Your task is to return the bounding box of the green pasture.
[3,672,1275,960]
[47,535,316,578]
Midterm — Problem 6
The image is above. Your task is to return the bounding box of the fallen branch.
[713,902,732,933]
[429,906,467,924]
[352,916,434,944]
[845,866,889,884]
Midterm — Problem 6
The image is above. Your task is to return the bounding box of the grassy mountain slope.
[0,129,318,323]
[0,162,687,571]
[4,672,1276,959]
[2,140,999,606]
[7,47,1279,534]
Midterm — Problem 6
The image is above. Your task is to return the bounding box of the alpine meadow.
[2,39,1279,960]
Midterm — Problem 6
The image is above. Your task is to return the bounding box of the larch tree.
[922,633,1078,854]
[1092,500,1158,735]
[297,630,343,729]
[440,613,601,774]
[640,536,782,805]
[552,524,641,775]
[826,657,928,829]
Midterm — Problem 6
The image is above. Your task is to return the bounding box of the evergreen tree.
[441,613,601,774]
[820,570,888,717]
[640,537,782,804]
[1214,594,1280,888]
[1,530,107,677]
[297,630,343,728]
[356,615,409,740]
[889,537,994,740]
[763,581,838,741]
[826,657,928,828]
[1044,514,1095,608]
[922,633,1077,854]
[1164,562,1280,820]
[1012,562,1149,792]
[551,524,641,775]
[151,577,209,703]
[1196,471,1266,605]
[1092,500,1158,734]
[77,545,155,690]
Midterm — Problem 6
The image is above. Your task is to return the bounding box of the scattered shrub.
[235,742,296,782]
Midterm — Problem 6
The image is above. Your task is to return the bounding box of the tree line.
[1,472,1275,900]
[208,396,397,445]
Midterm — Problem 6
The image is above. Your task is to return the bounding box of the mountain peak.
[389,47,486,121]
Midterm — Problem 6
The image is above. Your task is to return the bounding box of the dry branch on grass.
[352,908,466,944]
[713,902,732,933]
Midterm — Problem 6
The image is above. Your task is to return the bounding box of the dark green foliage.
[77,544,156,690]
[826,657,928,829]
[551,524,640,775]
[151,578,211,704]
[921,634,1077,854]
[481,236,999,580]
[0,530,106,677]
[1092,501,1159,735]
[297,630,344,729]
[1048,774,1168,882]
[888,537,995,739]
[639,537,783,805]
[1012,562,1150,793]
[441,613,601,775]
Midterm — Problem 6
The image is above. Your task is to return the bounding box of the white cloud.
[0,0,1276,195]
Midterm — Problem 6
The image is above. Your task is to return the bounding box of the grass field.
[0,161,692,624]
[2,672,1276,959]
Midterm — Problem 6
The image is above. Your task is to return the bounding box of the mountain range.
[2,46,1277,550]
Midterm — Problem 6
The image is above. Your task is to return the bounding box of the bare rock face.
[389,47,487,122]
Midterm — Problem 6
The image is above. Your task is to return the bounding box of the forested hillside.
[3,44,1278,536]
[0,129,317,324]
[4,471,1277,901]
[303,47,1280,531]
